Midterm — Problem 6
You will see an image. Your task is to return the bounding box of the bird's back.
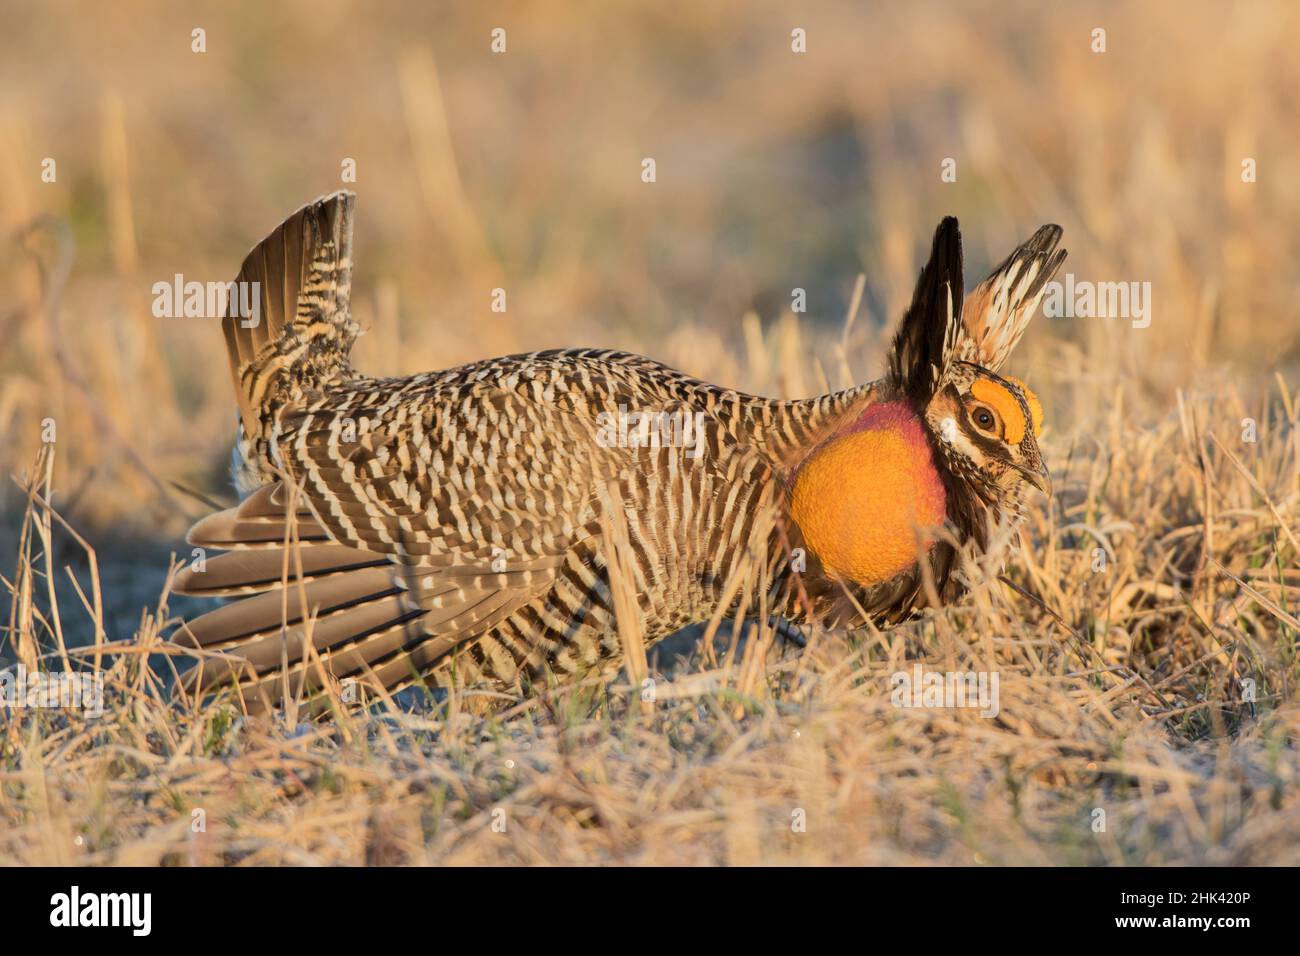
[178,341,872,705]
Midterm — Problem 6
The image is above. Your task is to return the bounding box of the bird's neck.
[788,399,948,587]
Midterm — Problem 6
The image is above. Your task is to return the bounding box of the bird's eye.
[973,408,995,431]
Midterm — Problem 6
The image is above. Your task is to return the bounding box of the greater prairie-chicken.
[171,192,1064,710]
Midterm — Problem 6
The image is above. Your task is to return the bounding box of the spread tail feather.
[172,483,430,712]
[224,191,358,442]
[170,481,544,713]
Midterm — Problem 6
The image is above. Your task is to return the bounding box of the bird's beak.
[1020,460,1052,497]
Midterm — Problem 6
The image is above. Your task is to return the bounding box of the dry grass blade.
[598,479,650,709]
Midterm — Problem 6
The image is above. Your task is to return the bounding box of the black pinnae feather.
[888,216,964,402]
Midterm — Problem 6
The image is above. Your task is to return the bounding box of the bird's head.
[786,217,1064,590]
[888,215,1064,519]
[924,362,1050,507]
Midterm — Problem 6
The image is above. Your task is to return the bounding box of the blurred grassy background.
[2,0,1299,602]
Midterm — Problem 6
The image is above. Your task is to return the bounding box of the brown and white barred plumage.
[171,193,1063,711]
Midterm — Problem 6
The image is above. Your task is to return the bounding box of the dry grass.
[3,371,1298,865]
[2,0,1300,865]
